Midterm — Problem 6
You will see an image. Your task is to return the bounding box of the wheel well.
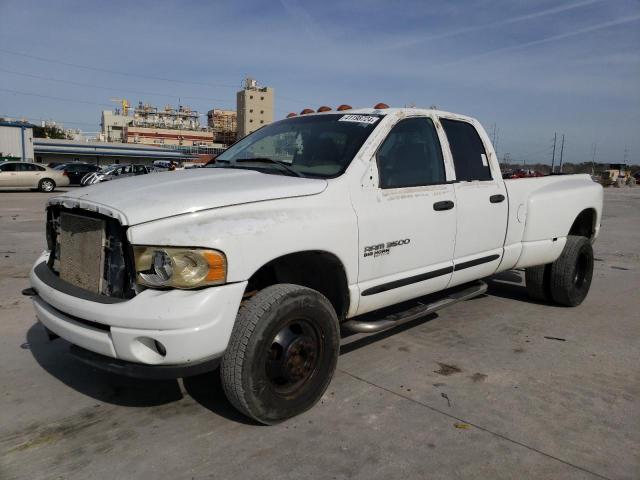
[569,208,596,239]
[246,251,349,319]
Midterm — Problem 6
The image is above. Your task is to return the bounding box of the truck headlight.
[133,246,226,289]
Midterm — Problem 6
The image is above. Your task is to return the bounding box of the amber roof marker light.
[317,106,332,112]
[374,103,389,109]
[286,112,297,118]
[300,108,315,115]
[336,104,352,111]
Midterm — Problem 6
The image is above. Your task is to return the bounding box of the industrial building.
[132,102,201,130]
[207,109,237,144]
[101,100,227,154]
[236,78,274,138]
[100,110,133,142]
[124,126,216,148]
[0,120,35,161]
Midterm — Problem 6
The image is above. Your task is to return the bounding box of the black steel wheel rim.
[265,318,322,396]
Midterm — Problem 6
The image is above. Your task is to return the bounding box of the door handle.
[433,200,455,211]
[490,194,505,203]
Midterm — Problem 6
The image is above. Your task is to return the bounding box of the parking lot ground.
[0,187,638,480]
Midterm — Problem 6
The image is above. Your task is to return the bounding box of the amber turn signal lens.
[203,251,226,282]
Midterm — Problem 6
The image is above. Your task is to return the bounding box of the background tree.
[32,124,68,139]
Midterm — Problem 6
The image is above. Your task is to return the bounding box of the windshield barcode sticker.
[338,115,379,125]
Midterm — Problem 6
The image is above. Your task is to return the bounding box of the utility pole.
[591,143,597,175]
[559,134,565,173]
[551,133,557,173]
[490,123,499,159]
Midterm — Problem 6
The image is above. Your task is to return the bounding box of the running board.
[343,281,488,334]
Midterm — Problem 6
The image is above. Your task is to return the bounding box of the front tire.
[38,178,56,192]
[221,284,339,424]
[549,236,594,306]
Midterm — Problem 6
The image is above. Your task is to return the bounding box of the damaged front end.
[46,205,137,300]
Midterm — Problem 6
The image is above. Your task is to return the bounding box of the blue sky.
[1,0,639,165]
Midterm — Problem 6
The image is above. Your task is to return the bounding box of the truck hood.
[49,168,328,225]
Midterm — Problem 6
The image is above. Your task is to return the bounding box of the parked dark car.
[54,163,101,185]
[81,163,150,185]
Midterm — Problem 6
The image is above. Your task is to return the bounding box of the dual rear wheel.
[525,235,594,307]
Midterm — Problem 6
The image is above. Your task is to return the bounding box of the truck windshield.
[208,114,383,178]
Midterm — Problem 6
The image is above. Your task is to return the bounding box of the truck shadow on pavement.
[24,270,536,423]
[484,270,547,304]
[25,323,261,425]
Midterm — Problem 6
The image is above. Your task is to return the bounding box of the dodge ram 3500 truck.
[28,106,603,424]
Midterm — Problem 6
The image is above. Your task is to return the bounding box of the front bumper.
[29,252,246,368]
[69,345,221,379]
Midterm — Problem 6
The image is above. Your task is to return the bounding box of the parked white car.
[28,106,602,424]
[0,161,69,192]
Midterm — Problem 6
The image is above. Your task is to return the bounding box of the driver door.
[351,116,457,315]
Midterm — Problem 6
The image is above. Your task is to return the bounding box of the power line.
[0,68,235,107]
[0,112,99,128]
[0,87,112,107]
[0,48,238,89]
[0,48,313,107]
[0,67,296,115]
[559,134,566,172]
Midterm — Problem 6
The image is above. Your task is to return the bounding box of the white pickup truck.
[28,106,603,424]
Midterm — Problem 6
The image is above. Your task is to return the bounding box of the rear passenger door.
[353,116,457,315]
[439,117,508,287]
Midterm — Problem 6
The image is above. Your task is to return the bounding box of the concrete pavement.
[1,187,638,480]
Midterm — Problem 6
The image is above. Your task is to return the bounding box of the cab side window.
[440,118,491,181]
[377,117,446,189]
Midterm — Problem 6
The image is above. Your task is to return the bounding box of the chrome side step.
[343,281,488,334]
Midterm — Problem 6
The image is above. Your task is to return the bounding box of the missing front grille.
[48,206,136,300]
[58,212,106,294]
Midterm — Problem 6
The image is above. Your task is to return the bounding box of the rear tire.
[221,284,339,425]
[525,264,552,302]
[38,178,55,192]
[549,236,594,307]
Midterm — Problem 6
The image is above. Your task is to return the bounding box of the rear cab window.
[440,118,492,181]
